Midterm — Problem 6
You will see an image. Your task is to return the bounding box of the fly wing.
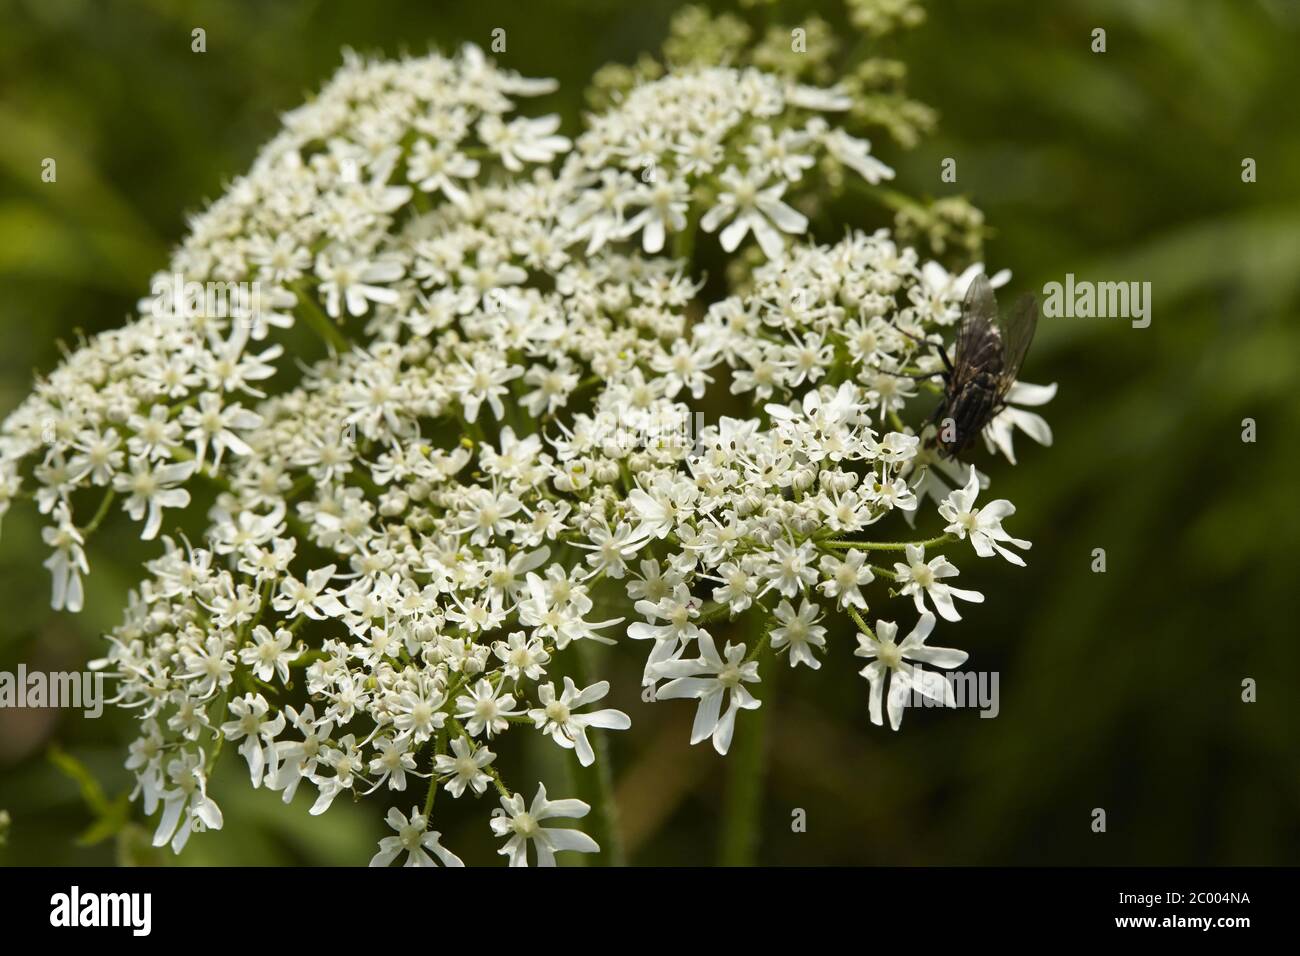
[956,274,998,362]
[952,273,1002,387]
[996,292,1039,391]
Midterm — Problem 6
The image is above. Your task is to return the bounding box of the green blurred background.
[1,0,1297,865]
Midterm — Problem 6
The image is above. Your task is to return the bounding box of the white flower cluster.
[563,66,893,257]
[0,45,1054,865]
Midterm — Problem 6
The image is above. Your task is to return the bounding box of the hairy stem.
[848,606,877,640]
[823,532,955,551]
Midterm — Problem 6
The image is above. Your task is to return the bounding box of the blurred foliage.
[0,0,1297,866]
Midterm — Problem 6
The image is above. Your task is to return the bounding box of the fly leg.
[891,322,954,376]
[880,368,946,382]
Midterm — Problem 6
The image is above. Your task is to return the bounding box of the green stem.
[570,641,627,866]
[849,178,923,215]
[291,282,350,353]
[422,729,447,818]
[848,606,876,640]
[205,693,229,774]
[823,532,955,551]
[672,205,699,265]
[696,600,733,624]
[671,227,695,265]
[719,633,775,867]
[79,487,117,535]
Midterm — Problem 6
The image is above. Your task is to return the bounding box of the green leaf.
[47,744,130,846]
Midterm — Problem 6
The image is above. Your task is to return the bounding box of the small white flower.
[113,457,197,540]
[455,678,522,738]
[573,520,644,580]
[407,139,480,208]
[266,706,332,804]
[315,253,405,319]
[817,550,874,609]
[178,393,262,469]
[763,539,819,599]
[984,381,1057,464]
[367,736,418,792]
[622,177,690,253]
[238,625,299,684]
[700,166,808,258]
[819,127,895,184]
[854,612,968,730]
[527,677,631,766]
[370,807,464,867]
[709,559,760,614]
[893,544,984,622]
[939,469,1031,566]
[309,733,364,815]
[219,692,285,788]
[41,503,88,612]
[492,631,551,681]
[626,482,685,541]
[489,783,599,867]
[66,427,123,485]
[478,114,571,172]
[392,677,448,744]
[153,753,223,853]
[179,635,236,699]
[450,354,524,423]
[744,125,816,182]
[433,736,496,798]
[769,598,827,669]
[652,634,761,755]
[273,564,346,621]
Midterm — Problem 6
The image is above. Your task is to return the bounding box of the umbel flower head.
[0,40,1054,865]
